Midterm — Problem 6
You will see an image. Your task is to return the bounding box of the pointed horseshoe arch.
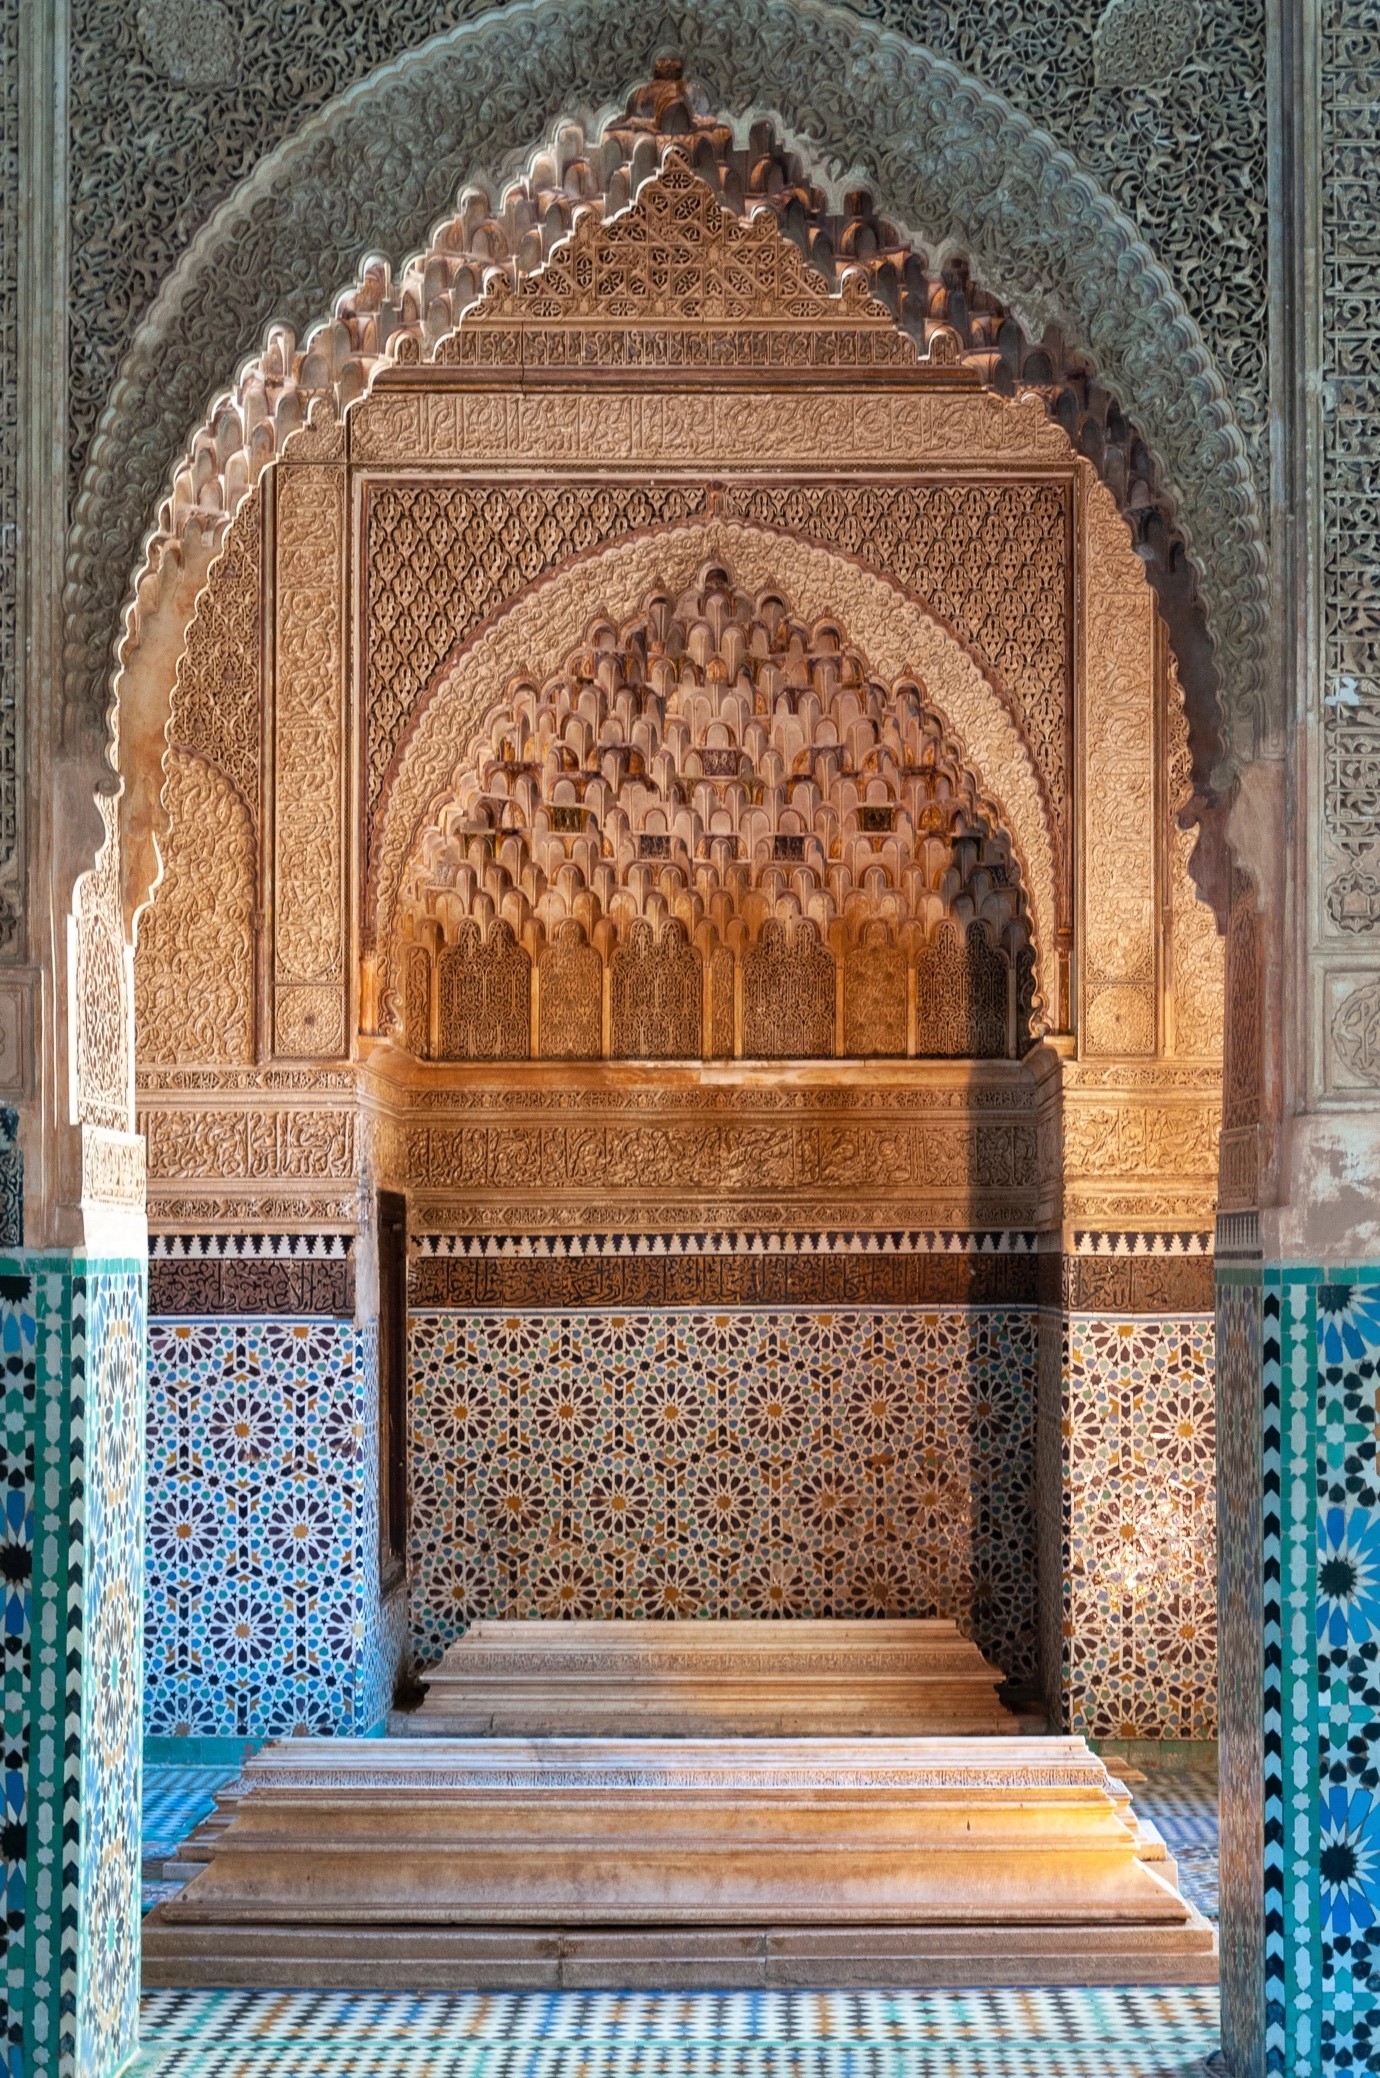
[73,0,1265,853]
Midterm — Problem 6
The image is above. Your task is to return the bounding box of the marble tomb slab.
[142,1734,1217,1989]
[403,1618,1019,1738]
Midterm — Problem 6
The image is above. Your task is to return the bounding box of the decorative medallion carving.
[135,0,240,87]
[1326,868,1380,935]
[1331,980,1380,1089]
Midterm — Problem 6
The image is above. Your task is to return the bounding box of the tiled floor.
[133,1758,1222,2074]
[129,1988,1220,2076]
[1130,1765,1220,1923]
[141,1762,241,1913]
[143,1763,240,1858]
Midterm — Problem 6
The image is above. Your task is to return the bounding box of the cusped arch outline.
[71,0,1265,831]
[373,517,1060,1029]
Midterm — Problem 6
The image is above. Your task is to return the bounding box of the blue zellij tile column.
[1253,1268,1380,2076]
[2,1255,146,2078]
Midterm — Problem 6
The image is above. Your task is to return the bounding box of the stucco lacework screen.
[130,143,1222,1741]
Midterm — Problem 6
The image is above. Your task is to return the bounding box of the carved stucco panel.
[1062,1098,1221,1180]
[374,518,1059,1025]
[75,792,133,1132]
[1081,471,1157,1057]
[1166,655,1224,1060]
[134,750,254,1065]
[274,461,347,1053]
[169,486,262,817]
[142,1104,356,1182]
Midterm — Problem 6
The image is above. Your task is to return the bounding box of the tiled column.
[1215,1263,1265,2077]
[142,1238,404,1741]
[1038,1241,1218,1739]
[1256,1271,1378,2075]
[3,1254,146,2078]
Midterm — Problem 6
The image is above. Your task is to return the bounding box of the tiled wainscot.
[143,1237,402,1739]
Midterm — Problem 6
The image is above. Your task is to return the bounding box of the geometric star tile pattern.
[408,1306,1040,1683]
[1052,1313,1217,1739]
[1312,1275,1380,2076]
[1259,1266,1380,2078]
[144,1318,401,1738]
[2,1256,145,2078]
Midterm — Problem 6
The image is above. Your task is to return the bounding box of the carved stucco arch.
[73,0,1265,855]
[373,517,1059,1028]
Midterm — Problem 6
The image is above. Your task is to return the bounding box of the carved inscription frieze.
[351,386,1069,475]
[140,1106,356,1182]
[1062,1100,1221,1178]
[400,1104,1044,1235]
[412,1249,1042,1312]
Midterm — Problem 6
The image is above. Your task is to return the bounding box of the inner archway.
[128,127,1222,1831]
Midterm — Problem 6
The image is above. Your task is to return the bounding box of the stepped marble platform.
[142,1735,1217,1989]
[401,1618,1019,1738]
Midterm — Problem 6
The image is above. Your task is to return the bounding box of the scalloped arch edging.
[68,0,1266,805]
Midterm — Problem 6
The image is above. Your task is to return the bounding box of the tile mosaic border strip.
[413,1229,1043,1259]
[1072,1231,1214,1257]
[1260,1281,1285,2073]
[149,1234,353,1259]
[1278,1272,1321,2072]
